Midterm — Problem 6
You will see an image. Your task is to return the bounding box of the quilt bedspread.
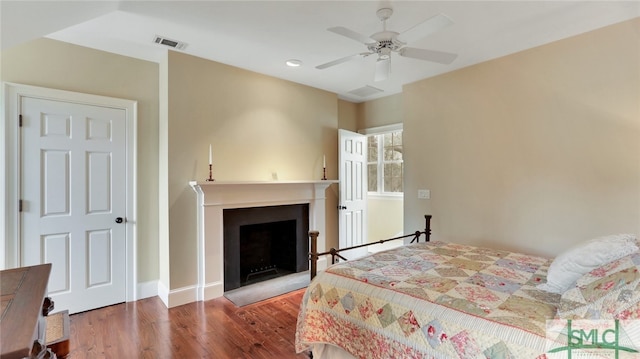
[295,241,560,359]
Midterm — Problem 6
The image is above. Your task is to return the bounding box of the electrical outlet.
[418,189,430,199]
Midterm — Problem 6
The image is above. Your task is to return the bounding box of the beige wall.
[403,18,640,257]
[165,51,339,288]
[358,93,403,129]
[158,54,171,288]
[1,38,161,283]
[367,197,403,243]
[337,99,358,132]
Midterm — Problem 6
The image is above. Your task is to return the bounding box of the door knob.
[337,206,347,210]
[115,217,124,224]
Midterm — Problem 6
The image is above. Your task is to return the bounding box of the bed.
[295,215,640,358]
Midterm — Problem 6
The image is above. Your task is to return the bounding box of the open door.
[338,129,368,259]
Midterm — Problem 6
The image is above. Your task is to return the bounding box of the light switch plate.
[418,189,430,199]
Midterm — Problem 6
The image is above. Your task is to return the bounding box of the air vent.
[153,35,187,50]
[348,85,384,97]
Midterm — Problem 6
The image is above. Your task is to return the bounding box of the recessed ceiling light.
[285,59,302,67]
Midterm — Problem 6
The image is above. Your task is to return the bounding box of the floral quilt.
[295,241,560,359]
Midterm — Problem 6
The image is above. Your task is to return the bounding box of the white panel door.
[338,129,368,259]
[21,97,127,314]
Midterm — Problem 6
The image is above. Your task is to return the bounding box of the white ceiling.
[2,1,638,102]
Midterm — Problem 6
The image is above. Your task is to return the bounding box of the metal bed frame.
[308,214,432,279]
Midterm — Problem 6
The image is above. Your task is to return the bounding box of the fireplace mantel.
[189,180,336,303]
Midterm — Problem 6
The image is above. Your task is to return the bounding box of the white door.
[21,96,127,314]
[338,129,368,259]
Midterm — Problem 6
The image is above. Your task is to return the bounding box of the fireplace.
[188,180,335,305]
[223,204,309,291]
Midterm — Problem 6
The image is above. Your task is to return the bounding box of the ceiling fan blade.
[399,47,457,65]
[316,53,367,69]
[396,13,453,44]
[328,26,376,45]
[374,58,390,82]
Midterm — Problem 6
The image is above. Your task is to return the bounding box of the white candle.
[323,155,326,168]
[209,144,212,165]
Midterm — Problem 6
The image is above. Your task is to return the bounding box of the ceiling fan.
[316,7,458,82]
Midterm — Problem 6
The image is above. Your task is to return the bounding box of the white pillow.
[538,233,638,294]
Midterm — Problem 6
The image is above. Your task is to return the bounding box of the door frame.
[2,82,138,303]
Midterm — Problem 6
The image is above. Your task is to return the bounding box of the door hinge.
[19,199,23,212]
[19,114,22,127]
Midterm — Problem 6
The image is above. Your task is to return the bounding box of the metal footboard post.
[425,214,432,242]
[309,231,319,280]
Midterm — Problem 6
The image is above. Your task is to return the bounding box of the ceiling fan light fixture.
[375,58,390,82]
[379,48,391,60]
[285,59,303,67]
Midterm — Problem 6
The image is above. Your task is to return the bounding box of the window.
[367,130,403,194]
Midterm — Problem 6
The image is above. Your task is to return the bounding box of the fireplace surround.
[189,180,335,302]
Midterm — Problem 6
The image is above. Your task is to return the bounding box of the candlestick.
[206,163,215,181]
[322,154,327,180]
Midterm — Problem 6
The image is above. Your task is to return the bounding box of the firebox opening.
[240,220,297,286]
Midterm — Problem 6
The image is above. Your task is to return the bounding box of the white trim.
[367,192,404,199]
[2,82,138,304]
[358,123,403,135]
[157,280,170,307]
[1,83,19,269]
[168,285,198,308]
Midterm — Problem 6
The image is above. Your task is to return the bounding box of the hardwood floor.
[66,289,309,359]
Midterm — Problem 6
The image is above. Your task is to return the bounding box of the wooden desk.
[1,264,54,359]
